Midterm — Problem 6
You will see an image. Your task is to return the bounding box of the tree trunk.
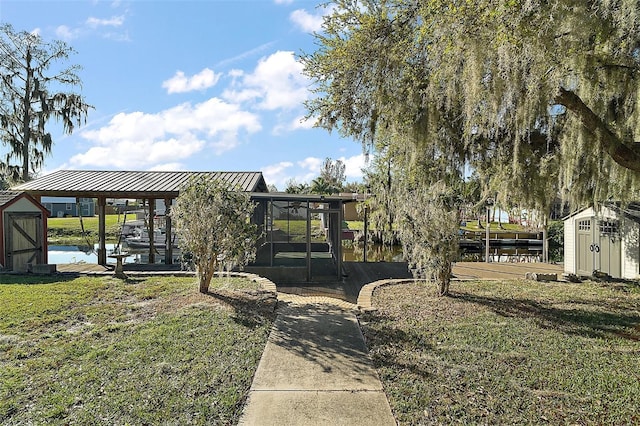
[555,87,640,172]
[199,276,209,294]
[437,265,452,296]
[21,51,33,182]
[498,207,505,230]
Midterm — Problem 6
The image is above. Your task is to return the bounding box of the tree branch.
[554,87,640,173]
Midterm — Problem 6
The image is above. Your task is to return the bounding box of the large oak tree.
[302,0,640,293]
[304,0,640,205]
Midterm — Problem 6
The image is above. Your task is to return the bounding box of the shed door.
[597,219,621,278]
[576,218,593,276]
[5,213,44,272]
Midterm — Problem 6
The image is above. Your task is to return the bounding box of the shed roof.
[12,170,269,198]
[563,202,640,224]
[610,202,640,224]
[0,191,23,207]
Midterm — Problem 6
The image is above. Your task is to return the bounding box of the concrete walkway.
[239,300,396,426]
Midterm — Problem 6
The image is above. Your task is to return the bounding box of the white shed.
[564,203,640,279]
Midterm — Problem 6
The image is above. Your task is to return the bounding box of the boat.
[124,229,179,249]
[119,219,146,237]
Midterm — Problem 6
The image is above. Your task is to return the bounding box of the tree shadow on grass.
[358,310,436,380]
[0,273,78,285]
[449,292,640,340]
[205,289,277,329]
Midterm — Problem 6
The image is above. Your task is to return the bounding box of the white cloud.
[291,115,316,130]
[54,14,128,41]
[274,0,294,4]
[272,115,315,136]
[338,153,368,180]
[290,5,335,33]
[147,163,186,172]
[162,68,222,94]
[263,153,365,190]
[72,98,261,169]
[262,161,294,189]
[55,25,79,40]
[222,51,309,111]
[263,157,322,186]
[86,15,125,28]
[290,9,324,33]
[70,135,205,169]
[297,156,323,176]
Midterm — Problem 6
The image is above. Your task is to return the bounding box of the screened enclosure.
[248,193,347,282]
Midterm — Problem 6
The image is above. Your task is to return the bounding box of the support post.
[485,203,491,263]
[337,202,343,279]
[148,199,155,264]
[269,201,274,267]
[542,215,548,263]
[363,204,368,263]
[164,198,173,265]
[306,201,311,282]
[98,197,107,265]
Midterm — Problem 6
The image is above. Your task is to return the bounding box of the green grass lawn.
[361,279,640,425]
[47,214,139,245]
[0,275,274,425]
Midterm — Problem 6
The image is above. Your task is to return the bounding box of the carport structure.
[13,170,269,266]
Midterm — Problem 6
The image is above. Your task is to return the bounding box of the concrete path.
[239,301,396,426]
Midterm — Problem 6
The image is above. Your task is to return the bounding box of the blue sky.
[0,0,367,190]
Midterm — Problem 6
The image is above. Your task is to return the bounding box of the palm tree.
[310,176,341,195]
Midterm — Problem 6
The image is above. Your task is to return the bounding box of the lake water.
[47,244,182,265]
[47,244,111,264]
[49,243,544,265]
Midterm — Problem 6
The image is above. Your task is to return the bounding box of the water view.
[47,244,183,265]
[49,243,544,265]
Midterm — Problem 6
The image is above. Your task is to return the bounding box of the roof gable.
[0,190,49,215]
[0,191,22,207]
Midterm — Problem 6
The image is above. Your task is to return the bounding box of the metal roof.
[12,170,269,198]
[249,192,354,203]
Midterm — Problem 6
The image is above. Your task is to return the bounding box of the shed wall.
[563,213,577,275]
[621,217,640,279]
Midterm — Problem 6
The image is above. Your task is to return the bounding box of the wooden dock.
[452,261,563,280]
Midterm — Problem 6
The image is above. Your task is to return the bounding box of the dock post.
[97,197,107,265]
[485,206,491,263]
